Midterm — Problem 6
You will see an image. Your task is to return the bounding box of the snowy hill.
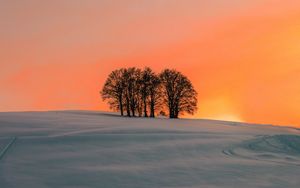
[0,111,299,188]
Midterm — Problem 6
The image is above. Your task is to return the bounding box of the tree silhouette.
[140,67,151,117]
[123,67,142,117]
[101,68,126,116]
[101,67,197,119]
[140,67,162,117]
[148,70,162,117]
[160,69,197,118]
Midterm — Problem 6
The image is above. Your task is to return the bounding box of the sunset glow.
[1,1,300,127]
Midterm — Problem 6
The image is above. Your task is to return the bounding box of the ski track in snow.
[0,137,17,161]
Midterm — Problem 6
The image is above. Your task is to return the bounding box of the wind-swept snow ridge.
[223,135,300,165]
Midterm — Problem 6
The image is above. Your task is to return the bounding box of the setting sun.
[196,97,243,122]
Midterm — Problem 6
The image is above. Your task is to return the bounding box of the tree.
[160,69,197,118]
[123,67,142,117]
[101,68,126,116]
[101,67,198,119]
[140,67,152,117]
[140,67,162,118]
[148,71,162,117]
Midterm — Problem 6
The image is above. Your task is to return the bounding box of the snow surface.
[0,111,299,188]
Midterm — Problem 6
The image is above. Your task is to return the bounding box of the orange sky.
[1,1,300,127]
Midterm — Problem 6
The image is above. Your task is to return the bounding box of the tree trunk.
[138,99,142,117]
[174,103,179,118]
[150,102,155,118]
[119,101,123,116]
[169,106,173,118]
[126,96,131,117]
[119,95,123,116]
[131,99,136,117]
[174,111,178,118]
[143,98,148,117]
[168,99,174,118]
[149,93,155,118]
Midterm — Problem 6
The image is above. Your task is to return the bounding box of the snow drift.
[0,111,299,188]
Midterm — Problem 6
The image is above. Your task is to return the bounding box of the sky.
[1,0,300,127]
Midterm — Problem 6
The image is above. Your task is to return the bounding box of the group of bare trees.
[101,67,197,119]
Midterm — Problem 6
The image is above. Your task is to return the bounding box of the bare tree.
[140,67,162,118]
[135,70,143,117]
[160,69,197,118]
[148,71,162,117]
[123,67,142,117]
[101,67,197,119]
[140,67,152,117]
[101,68,126,116]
